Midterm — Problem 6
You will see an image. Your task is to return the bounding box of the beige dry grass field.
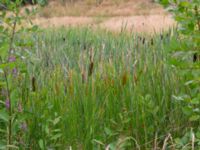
[37,0,165,17]
[33,0,175,33]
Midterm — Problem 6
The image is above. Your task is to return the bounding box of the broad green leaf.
[45,125,49,134]
[191,98,199,105]
[182,107,193,116]
[38,139,44,150]
[196,132,200,139]
[189,115,200,121]
[160,0,170,6]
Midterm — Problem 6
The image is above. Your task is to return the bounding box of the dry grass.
[33,15,175,34]
[32,0,174,33]
[37,0,166,18]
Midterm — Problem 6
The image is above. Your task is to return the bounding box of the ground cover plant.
[0,0,200,150]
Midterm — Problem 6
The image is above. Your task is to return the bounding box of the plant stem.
[5,12,17,149]
[4,71,12,147]
[8,18,17,56]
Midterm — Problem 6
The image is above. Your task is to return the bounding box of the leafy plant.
[158,0,200,149]
[0,0,37,149]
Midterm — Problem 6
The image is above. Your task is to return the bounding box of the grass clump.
[12,27,190,149]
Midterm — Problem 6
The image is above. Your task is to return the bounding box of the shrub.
[158,0,200,148]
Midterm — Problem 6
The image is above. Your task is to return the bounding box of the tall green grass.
[20,27,188,149]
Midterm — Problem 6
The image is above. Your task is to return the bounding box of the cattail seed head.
[142,38,145,44]
[122,72,128,86]
[160,34,163,40]
[88,61,94,77]
[150,38,154,45]
[31,76,36,92]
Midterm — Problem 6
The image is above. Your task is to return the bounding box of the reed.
[16,27,189,149]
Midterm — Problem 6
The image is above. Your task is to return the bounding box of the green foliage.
[0,0,48,8]
[159,0,200,44]
[0,0,37,149]
[15,27,190,149]
[158,0,200,148]
[35,0,48,6]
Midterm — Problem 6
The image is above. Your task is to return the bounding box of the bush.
[158,0,200,148]
[0,0,48,10]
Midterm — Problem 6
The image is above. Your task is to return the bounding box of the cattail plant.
[88,47,94,77]
[31,76,36,92]
[79,51,87,83]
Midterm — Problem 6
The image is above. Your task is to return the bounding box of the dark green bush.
[0,0,48,10]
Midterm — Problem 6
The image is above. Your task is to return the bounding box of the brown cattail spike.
[160,34,163,40]
[122,72,128,86]
[31,76,36,92]
[142,38,145,44]
[88,62,94,77]
[151,38,154,45]
[88,48,94,77]
[193,53,200,62]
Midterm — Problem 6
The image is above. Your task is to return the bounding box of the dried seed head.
[193,53,200,62]
[151,38,154,45]
[83,44,87,50]
[160,34,163,40]
[142,38,145,44]
[88,48,94,77]
[122,72,128,86]
[32,76,36,92]
[88,62,94,77]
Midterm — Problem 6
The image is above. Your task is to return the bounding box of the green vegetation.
[158,0,200,148]
[0,0,199,149]
[0,26,195,149]
[28,28,187,149]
